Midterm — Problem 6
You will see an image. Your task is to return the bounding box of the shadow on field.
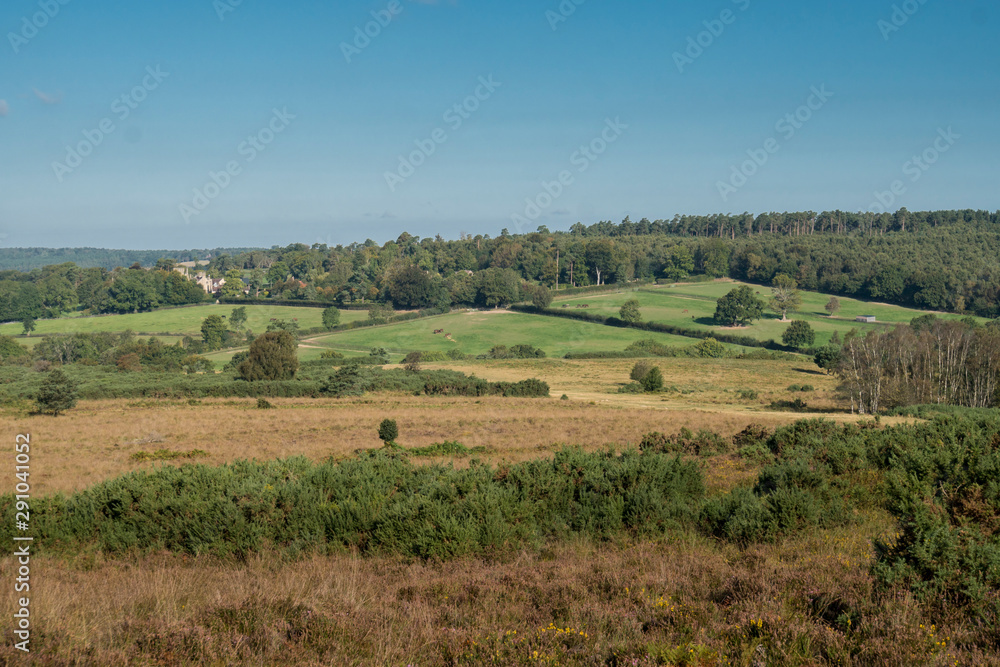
[793,368,826,376]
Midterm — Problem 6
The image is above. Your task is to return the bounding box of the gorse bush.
[0,448,704,559]
[701,458,849,545]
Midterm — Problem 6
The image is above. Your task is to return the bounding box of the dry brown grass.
[2,390,900,497]
[1,520,990,666]
[0,356,910,496]
[431,357,845,411]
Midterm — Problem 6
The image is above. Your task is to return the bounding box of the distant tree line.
[0,262,207,322]
[0,247,258,272]
[3,209,1000,323]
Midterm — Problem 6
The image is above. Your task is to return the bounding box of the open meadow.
[551,279,981,347]
[298,311,714,357]
[0,304,366,338]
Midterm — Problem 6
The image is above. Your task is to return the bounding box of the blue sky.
[1,0,996,249]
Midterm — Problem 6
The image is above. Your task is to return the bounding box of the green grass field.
[301,311,708,359]
[552,280,980,347]
[1,305,366,338]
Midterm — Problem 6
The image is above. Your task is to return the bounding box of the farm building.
[856,315,877,323]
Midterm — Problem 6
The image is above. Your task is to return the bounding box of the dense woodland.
[2,209,999,323]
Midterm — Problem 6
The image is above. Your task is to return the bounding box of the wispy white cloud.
[0,100,8,117]
[33,88,62,104]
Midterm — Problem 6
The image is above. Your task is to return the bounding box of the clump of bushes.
[787,384,815,393]
[701,458,849,544]
[482,345,546,360]
[407,441,487,457]
[423,376,549,398]
[3,447,705,559]
[694,338,726,358]
[639,428,730,456]
[769,398,810,412]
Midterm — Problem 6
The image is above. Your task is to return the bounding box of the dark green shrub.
[256,398,274,410]
[695,338,726,358]
[0,447,704,559]
[34,369,79,416]
[733,423,771,449]
[378,419,398,445]
[640,367,664,392]
[238,331,298,382]
[702,459,847,544]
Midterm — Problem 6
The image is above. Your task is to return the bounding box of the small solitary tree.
[619,298,642,324]
[21,317,36,337]
[322,306,341,330]
[378,418,399,446]
[824,297,842,317]
[630,360,654,382]
[237,331,299,381]
[782,320,816,349]
[201,315,227,350]
[715,286,765,327]
[769,274,801,321]
[641,366,664,392]
[229,306,248,332]
[35,369,79,416]
[814,345,841,374]
[531,285,553,309]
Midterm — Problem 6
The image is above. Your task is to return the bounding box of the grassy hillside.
[300,310,710,358]
[552,280,982,347]
[0,304,366,338]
